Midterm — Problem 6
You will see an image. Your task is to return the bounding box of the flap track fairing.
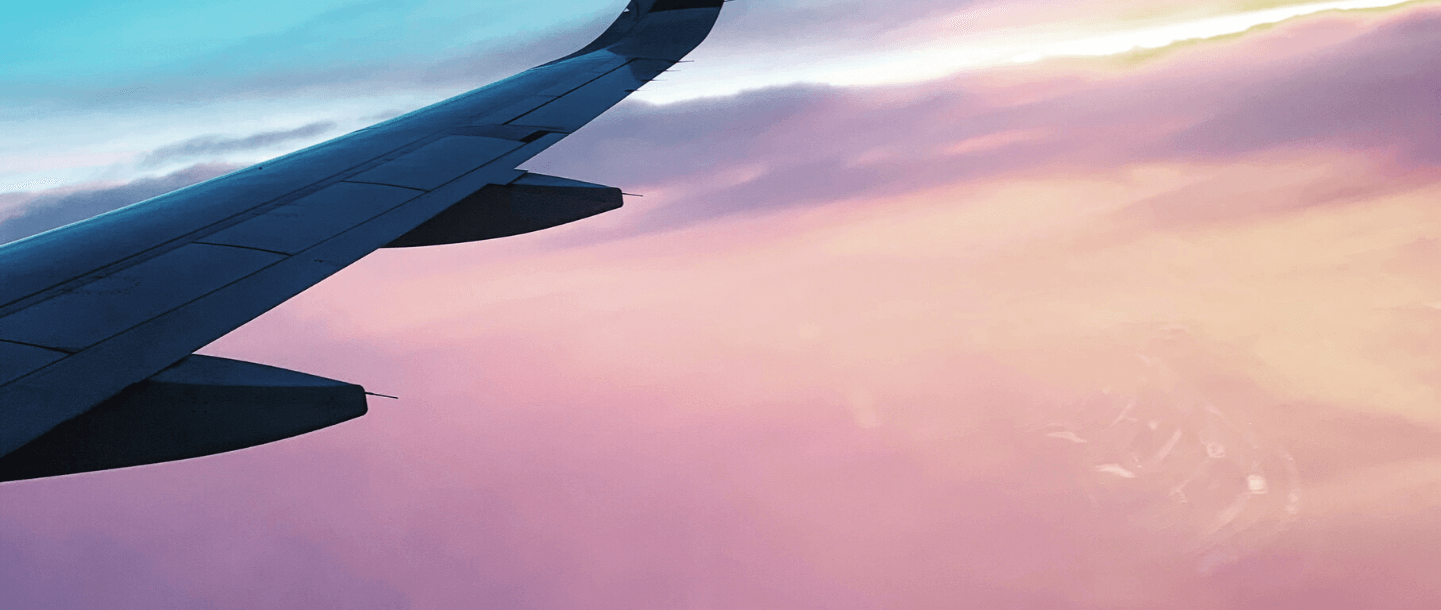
[0,355,367,482]
[383,172,623,248]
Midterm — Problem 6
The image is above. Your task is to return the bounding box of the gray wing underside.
[0,0,724,459]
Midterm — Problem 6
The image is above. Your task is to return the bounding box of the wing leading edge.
[0,0,725,476]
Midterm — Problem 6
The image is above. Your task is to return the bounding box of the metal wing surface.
[0,0,725,479]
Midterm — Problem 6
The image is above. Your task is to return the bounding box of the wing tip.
[548,0,724,65]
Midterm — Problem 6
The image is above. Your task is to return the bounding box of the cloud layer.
[526,5,1441,238]
[3,5,1441,609]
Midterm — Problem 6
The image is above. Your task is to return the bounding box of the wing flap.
[200,182,422,255]
[0,244,284,352]
[348,135,523,191]
[0,342,67,386]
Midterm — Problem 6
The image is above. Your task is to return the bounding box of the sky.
[4,0,1441,608]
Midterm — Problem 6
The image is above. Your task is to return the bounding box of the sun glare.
[638,0,1426,103]
[1007,0,1421,63]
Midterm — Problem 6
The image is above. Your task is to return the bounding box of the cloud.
[6,6,1441,609]
[0,528,205,609]
[0,524,409,610]
[139,122,335,168]
[519,6,1441,240]
[0,164,237,245]
[1164,8,1441,162]
[14,5,1428,252]
[174,158,1441,607]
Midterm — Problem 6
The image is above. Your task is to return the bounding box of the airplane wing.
[0,0,725,482]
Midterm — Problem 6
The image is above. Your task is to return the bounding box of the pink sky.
[5,4,1441,609]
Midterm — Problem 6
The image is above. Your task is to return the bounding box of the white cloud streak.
[635,0,1429,102]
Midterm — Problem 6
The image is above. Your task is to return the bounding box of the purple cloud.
[521,7,1441,240]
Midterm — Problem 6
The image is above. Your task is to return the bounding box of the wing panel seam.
[338,180,430,191]
[0,339,73,355]
[191,242,293,257]
[502,60,641,126]
[0,253,288,365]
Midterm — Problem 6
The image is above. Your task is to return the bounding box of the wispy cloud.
[139,122,335,168]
